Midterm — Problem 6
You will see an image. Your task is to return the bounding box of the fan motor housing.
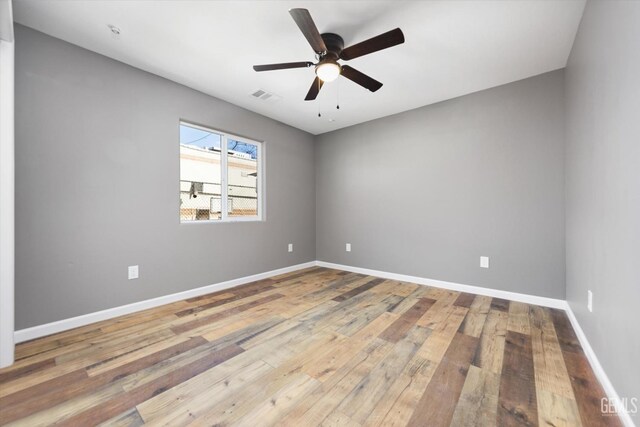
[320,33,344,60]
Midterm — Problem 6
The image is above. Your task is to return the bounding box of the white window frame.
[179,121,264,223]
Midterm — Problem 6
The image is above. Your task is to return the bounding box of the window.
[179,122,262,222]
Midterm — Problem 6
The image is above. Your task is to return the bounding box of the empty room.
[0,0,638,426]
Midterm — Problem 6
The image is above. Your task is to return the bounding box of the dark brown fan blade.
[289,8,327,54]
[340,28,405,61]
[253,62,313,72]
[340,65,383,92]
[305,77,324,101]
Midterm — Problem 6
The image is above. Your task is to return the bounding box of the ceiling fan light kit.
[315,61,341,82]
[252,8,405,101]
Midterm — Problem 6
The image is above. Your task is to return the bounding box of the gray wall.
[565,0,640,416]
[316,70,566,299]
[14,25,315,329]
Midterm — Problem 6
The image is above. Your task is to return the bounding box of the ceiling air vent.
[250,89,282,104]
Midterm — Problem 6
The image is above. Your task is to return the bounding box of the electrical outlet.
[288,243,293,253]
[588,290,593,312]
[480,256,489,268]
[128,265,139,280]
[345,243,351,252]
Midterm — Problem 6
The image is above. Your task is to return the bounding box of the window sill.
[180,217,264,224]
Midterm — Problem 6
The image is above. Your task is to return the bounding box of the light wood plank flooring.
[0,267,621,426]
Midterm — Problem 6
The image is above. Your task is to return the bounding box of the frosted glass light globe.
[315,62,341,82]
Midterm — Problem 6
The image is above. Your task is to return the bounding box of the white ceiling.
[14,0,585,135]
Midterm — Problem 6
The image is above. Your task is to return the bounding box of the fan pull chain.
[336,78,340,110]
[318,78,322,117]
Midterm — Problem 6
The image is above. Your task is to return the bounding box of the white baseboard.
[13,261,316,344]
[315,261,566,309]
[12,259,635,426]
[564,304,636,427]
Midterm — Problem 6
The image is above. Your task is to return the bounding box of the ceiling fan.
[253,8,405,101]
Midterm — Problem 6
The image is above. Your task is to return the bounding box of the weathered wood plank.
[454,292,477,308]
[508,301,531,335]
[96,408,145,427]
[282,339,393,426]
[171,293,284,334]
[379,356,439,427]
[361,354,430,427]
[406,333,479,426]
[379,298,436,343]
[332,278,386,302]
[450,364,501,427]
[498,331,539,426]
[417,305,468,362]
[0,358,55,384]
[459,295,492,338]
[338,326,431,423]
[549,308,582,354]
[529,306,577,399]
[305,312,399,381]
[136,359,271,423]
[490,297,511,313]
[560,351,623,427]
[472,309,508,374]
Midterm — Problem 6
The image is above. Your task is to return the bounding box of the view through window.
[179,122,261,222]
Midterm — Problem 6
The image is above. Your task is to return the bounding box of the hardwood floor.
[0,267,621,426]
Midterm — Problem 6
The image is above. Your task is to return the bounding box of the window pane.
[227,139,259,217]
[179,124,223,221]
